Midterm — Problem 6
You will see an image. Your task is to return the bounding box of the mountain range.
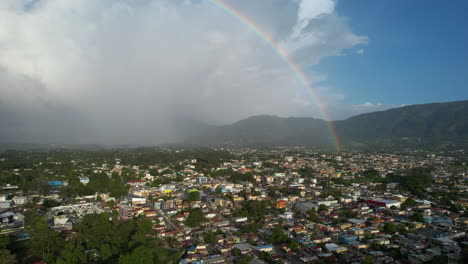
[183,100,468,150]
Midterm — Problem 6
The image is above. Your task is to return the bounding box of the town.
[0,147,467,264]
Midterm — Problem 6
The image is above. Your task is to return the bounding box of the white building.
[79,177,90,185]
[12,196,27,205]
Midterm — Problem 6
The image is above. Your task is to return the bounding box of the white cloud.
[356,49,364,55]
[0,0,367,143]
[281,0,368,65]
[355,101,383,107]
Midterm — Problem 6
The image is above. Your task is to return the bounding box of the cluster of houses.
[0,149,467,263]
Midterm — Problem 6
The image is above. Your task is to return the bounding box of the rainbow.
[207,0,342,152]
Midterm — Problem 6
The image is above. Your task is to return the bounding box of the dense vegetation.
[387,167,433,197]
[0,148,231,198]
[185,208,207,228]
[1,212,181,264]
[236,200,271,220]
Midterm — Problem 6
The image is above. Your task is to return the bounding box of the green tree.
[259,251,274,263]
[363,255,375,264]
[241,223,261,234]
[129,216,154,248]
[29,217,64,259]
[204,232,216,244]
[411,212,425,223]
[361,233,373,243]
[185,208,206,228]
[0,249,16,264]
[56,241,86,264]
[402,198,417,208]
[100,243,113,262]
[462,247,468,264]
[362,169,380,178]
[232,248,241,256]
[308,210,321,223]
[396,224,408,234]
[269,227,290,244]
[186,190,200,202]
[318,204,328,212]
[383,222,397,234]
[236,255,253,264]
[428,255,448,264]
[289,240,300,252]
[237,200,270,220]
[228,171,255,183]
[106,200,116,209]
[0,232,10,249]
[75,213,114,250]
[119,246,153,264]
[154,248,181,264]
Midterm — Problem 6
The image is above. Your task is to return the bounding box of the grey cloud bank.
[0,0,367,144]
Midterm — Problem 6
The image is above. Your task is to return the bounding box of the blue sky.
[315,0,468,105]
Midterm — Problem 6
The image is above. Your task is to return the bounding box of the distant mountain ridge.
[184,100,468,150]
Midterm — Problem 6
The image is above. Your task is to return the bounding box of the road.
[157,210,178,230]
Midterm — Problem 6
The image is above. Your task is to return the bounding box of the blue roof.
[258,244,273,249]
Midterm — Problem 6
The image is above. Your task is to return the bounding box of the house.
[53,215,68,226]
[339,235,359,244]
[281,212,294,219]
[408,254,432,264]
[48,181,63,186]
[197,177,208,184]
[338,223,352,230]
[12,196,27,205]
[365,227,380,234]
[127,180,146,187]
[120,207,135,220]
[234,217,248,223]
[144,173,154,181]
[203,255,225,264]
[257,244,274,252]
[163,208,178,215]
[348,227,364,235]
[131,196,146,205]
[349,242,368,250]
[2,184,18,190]
[144,210,157,218]
[0,201,12,209]
[367,199,401,208]
[234,243,252,254]
[175,214,186,222]
[340,196,353,204]
[204,212,216,219]
[79,177,90,185]
[295,201,318,211]
[317,199,338,207]
[276,200,287,209]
